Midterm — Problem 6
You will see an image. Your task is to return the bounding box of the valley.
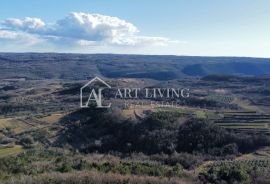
[0,54,270,183]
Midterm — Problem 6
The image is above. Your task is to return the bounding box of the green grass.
[205,95,234,104]
[194,111,207,119]
[0,145,23,158]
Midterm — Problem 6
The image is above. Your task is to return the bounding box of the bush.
[177,119,270,156]
[177,120,228,154]
[56,162,73,173]
[20,136,34,148]
[221,143,239,156]
[201,162,249,183]
[151,152,203,169]
[80,161,182,177]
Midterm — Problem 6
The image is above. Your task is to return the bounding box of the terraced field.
[206,94,234,104]
[214,111,270,134]
[209,158,270,171]
[0,113,65,152]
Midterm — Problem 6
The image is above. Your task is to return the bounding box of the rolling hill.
[0,53,270,80]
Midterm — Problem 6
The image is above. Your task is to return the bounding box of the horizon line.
[0,52,269,59]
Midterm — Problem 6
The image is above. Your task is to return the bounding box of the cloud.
[0,12,173,48]
[3,17,45,31]
[0,30,42,45]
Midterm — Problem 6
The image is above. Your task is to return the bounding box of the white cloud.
[0,12,173,48]
[0,30,42,45]
[3,17,45,31]
[77,40,97,46]
[52,12,139,42]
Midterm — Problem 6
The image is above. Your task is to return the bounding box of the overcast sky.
[0,0,270,57]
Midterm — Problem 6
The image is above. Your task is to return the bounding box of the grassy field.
[37,113,64,124]
[0,145,23,158]
[194,111,207,119]
[0,113,64,132]
[0,118,32,133]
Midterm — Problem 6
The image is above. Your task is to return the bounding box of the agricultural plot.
[0,118,33,133]
[214,111,270,134]
[0,114,64,131]
[0,145,23,158]
[210,159,270,171]
[205,94,234,104]
[37,113,64,124]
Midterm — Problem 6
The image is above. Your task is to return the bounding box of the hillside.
[1,53,270,183]
[1,53,270,80]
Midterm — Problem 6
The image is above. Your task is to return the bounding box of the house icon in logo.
[80,76,111,108]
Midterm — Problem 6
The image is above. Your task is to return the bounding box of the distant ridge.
[0,53,270,80]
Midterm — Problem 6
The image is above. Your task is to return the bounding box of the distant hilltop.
[0,53,270,80]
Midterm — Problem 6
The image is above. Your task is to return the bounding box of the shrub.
[151,152,203,169]
[201,162,249,183]
[20,136,34,148]
[177,120,228,154]
[56,162,73,173]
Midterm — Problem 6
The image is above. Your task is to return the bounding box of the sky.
[0,0,270,57]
